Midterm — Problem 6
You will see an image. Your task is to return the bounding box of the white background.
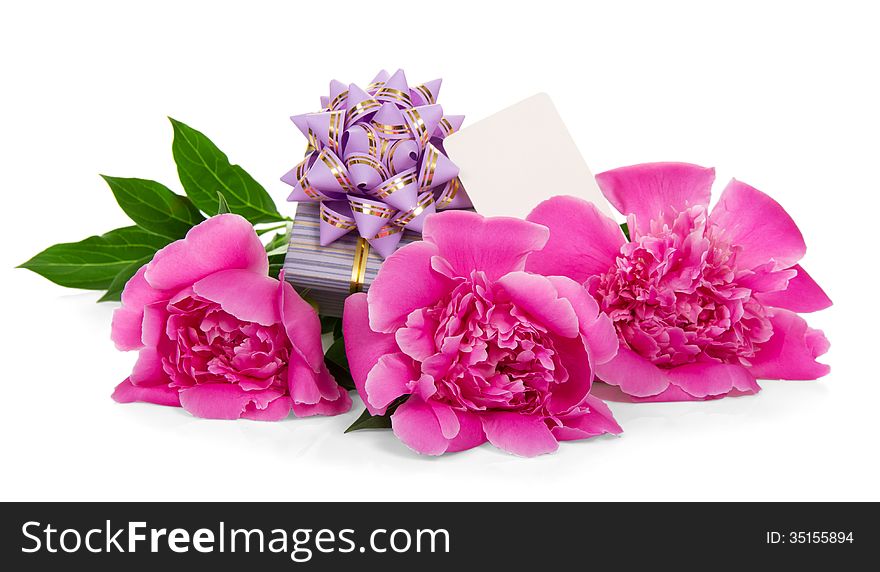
[2,0,878,501]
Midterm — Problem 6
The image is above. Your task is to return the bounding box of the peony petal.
[748,309,830,380]
[367,240,454,333]
[630,384,727,403]
[130,348,171,386]
[364,353,417,414]
[496,272,579,338]
[112,378,180,407]
[580,313,619,367]
[737,263,797,294]
[756,264,832,313]
[111,266,170,351]
[140,302,168,348]
[177,384,283,420]
[525,195,625,283]
[192,269,279,327]
[546,276,619,365]
[595,347,670,397]
[111,307,150,352]
[394,309,439,362]
[412,374,438,402]
[421,210,550,281]
[552,394,622,440]
[290,388,352,417]
[144,214,268,292]
[806,327,831,358]
[547,335,594,415]
[430,402,461,440]
[445,409,487,453]
[595,162,715,233]
[709,179,806,270]
[279,278,326,373]
[481,412,559,457]
[343,293,400,415]
[391,396,449,456]
[242,395,292,421]
[581,394,623,434]
[666,361,760,399]
[288,359,344,405]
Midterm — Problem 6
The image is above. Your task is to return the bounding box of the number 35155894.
[766,532,854,544]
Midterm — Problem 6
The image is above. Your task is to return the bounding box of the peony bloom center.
[417,271,566,414]
[589,206,773,368]
[161,293,291,391]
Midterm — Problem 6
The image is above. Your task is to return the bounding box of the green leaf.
[101,175,204,239]
[216,191,230,215]
[268,252,285,278]
[344,397,408,433]
[97,257,150,302]
[324,332,355,391]
[169,118,283,224]
[325,336,349,371]
[345,408,392,433]
[326,359,356,392]
[620,222,630,241]
[264,230,289,255]
[19,226,170,290]
[321,316,341,335]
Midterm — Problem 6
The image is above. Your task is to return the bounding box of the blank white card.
[443,93,612,219]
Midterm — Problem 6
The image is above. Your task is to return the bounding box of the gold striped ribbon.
[394,192,435,226]
[349,238,370,293]
[375,86,412,108]
[318,149,354,192]
[374,169,418,200]
[413,83,437,105]
[436,177,462,209]
[418,145,440,190]
[403,107,430,147]
[329,90,349,111]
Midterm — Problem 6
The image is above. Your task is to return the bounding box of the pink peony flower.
[111,214,351,420]
[343,210,621,456]
[526,162,831,402]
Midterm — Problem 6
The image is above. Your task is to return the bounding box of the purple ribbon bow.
[281,69,472,258]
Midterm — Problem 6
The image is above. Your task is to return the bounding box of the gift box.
[284,86,610,317]
[281,70,472,316]
[283,202,421,317]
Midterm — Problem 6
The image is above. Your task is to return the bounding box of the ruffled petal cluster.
[344,211,621,456]
[526,163,831,402]
[111,214,351,420]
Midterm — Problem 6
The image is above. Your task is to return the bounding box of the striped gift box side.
[283,202,418,317]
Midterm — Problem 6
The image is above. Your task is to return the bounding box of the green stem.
[256,222,289,234]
